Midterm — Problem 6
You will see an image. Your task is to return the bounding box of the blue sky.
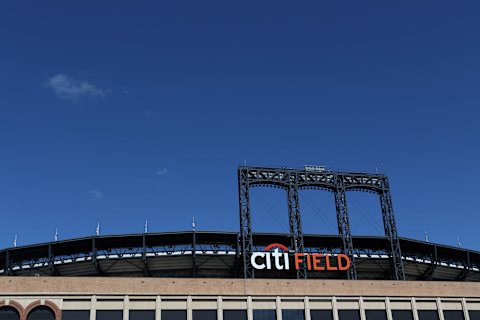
[1,1,479,250]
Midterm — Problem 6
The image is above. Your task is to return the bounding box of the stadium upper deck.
[1,231,478,281]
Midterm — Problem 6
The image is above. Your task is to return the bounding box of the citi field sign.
[251,243,351,271]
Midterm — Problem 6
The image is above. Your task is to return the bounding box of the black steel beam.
[379,177,405,280]
[287,172,306,279]
[456,251,472,281]
[238,168,254,278]
[241,167,385,192]
[456,268,470,281]
[421,245,438,280]
[142,234,150,277]
[5,250,11,276]
[92,237,103,276]
[335,174,356,279]
[192,230,197,277]
[48,243,59,276]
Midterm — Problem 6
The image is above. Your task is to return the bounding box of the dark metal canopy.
[1,231,479,281]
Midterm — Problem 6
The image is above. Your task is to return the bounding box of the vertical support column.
[332,297,339,320]
[334,174,356,280]
[238,168,254,278]
[304,297,311,320]
[436,298,444,320]
[379,176,405,280]
[48,243,56,275]
[386,298,393,320]
[90,295,97,320]
[423,245,438,280]
[92,237,102,276]
[461,298,470,320]
[187,296,192,320]
[217,296,223,320]
[287,172,306,279]
[411,298,419,320]
[5,250,12,276]
[276,296,282,320]
[247,296,253,320]
[142,234,149,277]
[359,297,366,320]
[192,230,197,277]
[123,296,129,320]
[156,296,161,320]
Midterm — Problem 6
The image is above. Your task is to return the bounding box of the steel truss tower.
[379,176,405,280]
[334,174,356,279]
[286,171,306,279]
[238,166,405,280]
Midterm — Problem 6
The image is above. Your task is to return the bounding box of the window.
[443,311,464,320]
[0,307,20,320]
[282,309,305,320]
[96,310,123,320]
[130,310,155,320]
[162,310,187,320]
[62,310,90,320]
[365,310,387,320]
[417,310,439,320]
[253,309,276,320]
[392,310,414,320]
[223,310,247,320]
[311,310,333,320]
[469,311,480,320]
[193,310,217,320]
[338,310,360,320]
[27,307,55,320]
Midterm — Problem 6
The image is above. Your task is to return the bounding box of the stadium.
[1,166,480,320]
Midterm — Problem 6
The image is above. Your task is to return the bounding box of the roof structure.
[1,231,478,281]
[2,166,474,282]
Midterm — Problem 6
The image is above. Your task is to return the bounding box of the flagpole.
[192,217,196,277]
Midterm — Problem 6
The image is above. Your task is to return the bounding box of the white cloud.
[89,189,103,200]
[46,74,106,100]
[155,168,168,176]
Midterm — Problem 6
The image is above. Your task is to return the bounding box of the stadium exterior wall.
[2,277,480,320]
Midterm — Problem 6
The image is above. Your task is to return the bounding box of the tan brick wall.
[0,277,479,298]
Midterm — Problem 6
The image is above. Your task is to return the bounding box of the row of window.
[2,307,480,320]
[0,306,54,320]
[49,309,480,320]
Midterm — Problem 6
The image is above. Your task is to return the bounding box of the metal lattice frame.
[379,176,405,280]
[238,169,254,278]
[287,172,306,278]
[237,166,405,280]
[334,174,356,279]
